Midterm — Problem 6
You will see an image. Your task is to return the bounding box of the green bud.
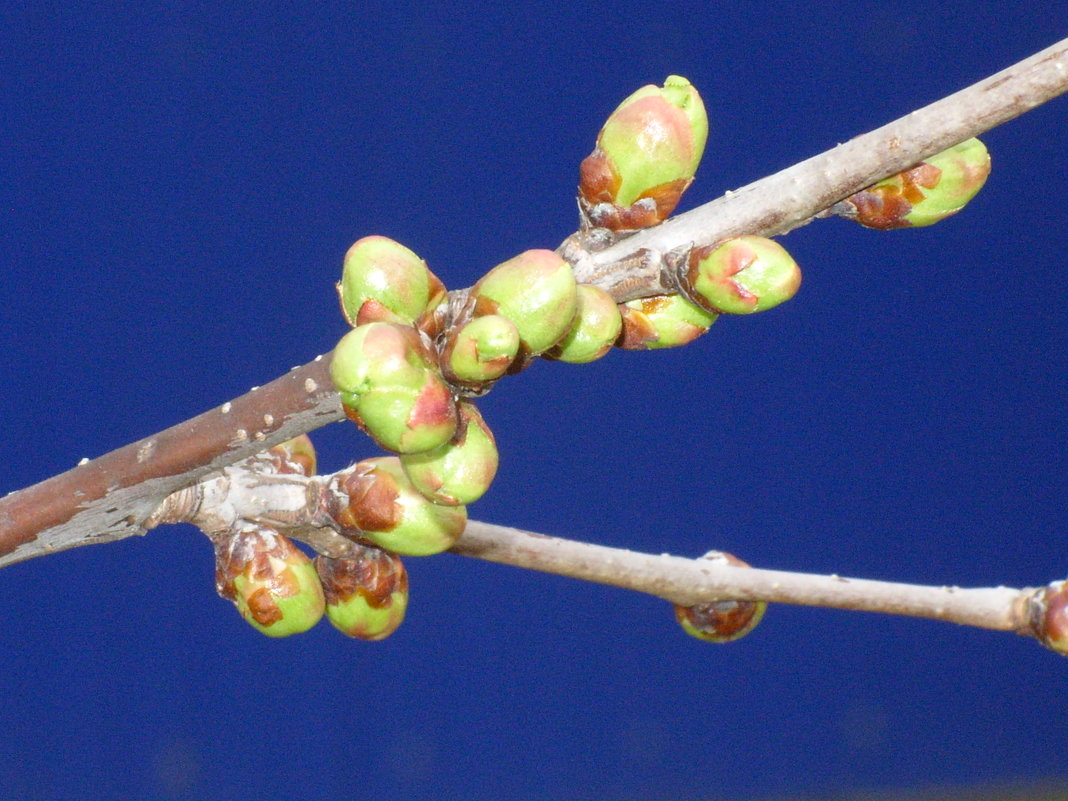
[442,314,521,386]
[315,550,409,641]
[1029,580,1068,657]
[579,75,708,230]
[401,401,498,506]
[331,322,458,454]
[472,250,578,355]
[685,236,801,315]
[674,552,766,643]
[333,457,468,556]
[266,433,317,476]
[337,235,447,326]
[616,294,716,350]
[837,138,991,229]
[545,285,623,364]
[214,526,325,638]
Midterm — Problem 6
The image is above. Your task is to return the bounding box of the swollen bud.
[1027,580,1068,657]
[471,250,578,356]
[401,401,498,506]
[674,551,766,643]
[332,457,468,556]
[683,236,801,315]
[544,285,623,364]
[331,322,458,454]
[214,526,325,638]
[315,550,409,641]
[835,138,991,229]
[442,314,521,387]
[338,236,446,326]
[579,75,708,230]
[616,294,716,350]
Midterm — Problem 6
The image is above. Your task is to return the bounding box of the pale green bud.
[545,285,623,364]
[443,314,521,386]
[616,294,716,350]
[338,235,446,326]
[315,550,409,641]
[401,401,498,506]
[685,236,801,315]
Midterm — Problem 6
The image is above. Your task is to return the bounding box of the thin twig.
[0,36,1066,568]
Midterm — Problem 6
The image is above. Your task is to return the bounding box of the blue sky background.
[1,3,1066,800]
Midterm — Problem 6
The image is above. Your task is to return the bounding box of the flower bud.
[401,401,498,506]
[315,550,409,640]
[338,235,447,326]
[544,285,623,364]
[472,250,578,355]
[616,294,716,350]
[442,314,521,386]
[684,236,801,315]
[674,551,766,643]
[214,526,325,637]
[836,138,990,229]
[333,457,467,556]
[266,434,317,476]
[331,322,458,454]
[579,75,708,230]
[1028,580,1068,657]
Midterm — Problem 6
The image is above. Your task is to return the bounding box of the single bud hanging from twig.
[337,235,446,327]
[1026,580,1068,657]
[616,294,717,350]
[331,322,458,454]
[401,400,498,506]
[315,550,409,640]
[579,75,708,231]
[674,551,767,643]
[834,138,990,229]
[544,285,623,364]
[214,525,326,638]
[682,236,801,315]
[471,249,578,358]
[332,457,468,556]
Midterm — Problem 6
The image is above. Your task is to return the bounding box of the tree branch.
[1,36,1066,569]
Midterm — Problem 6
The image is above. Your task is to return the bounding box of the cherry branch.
[1,35,1066,571]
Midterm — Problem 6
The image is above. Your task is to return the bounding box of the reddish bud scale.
[673,551,766,643]
[1029,580,1068,656]
[315,551,409,640]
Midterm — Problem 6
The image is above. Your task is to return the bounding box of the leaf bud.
[330,322,458,454]
[471,249,578,356]
[315,550,409,641]
[616,294,716,350]
[544,285,623,364]
[579,75,708,230]
[684,236,801,315]
[332,457,468,556]
[835,138,990,229]
[214,526,325,637]
[338,235,447,326]
[442,314,521,386]
[674,551,766,643]
[401,401,498,506]
[266,433,317,476]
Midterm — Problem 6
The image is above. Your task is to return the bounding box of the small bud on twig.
[315,549,409,640]
[673,551,767,643]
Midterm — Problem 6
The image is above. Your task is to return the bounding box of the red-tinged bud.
[401,401,498,506]
[472,250,578,356]
[544,285,623,364]
[579,75,707,231]
[331,322,458,454]
[684,236,801,315]
[266,434,317,476]
[616,294,716,350]
[315,550,409,640]
[674,551,766,643]
[214,526,325,637]
[835,138,990,230]
[1027,580,1068,657]
[441,314,521,387]
[338,236,447,326]
[332,457,467,556]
